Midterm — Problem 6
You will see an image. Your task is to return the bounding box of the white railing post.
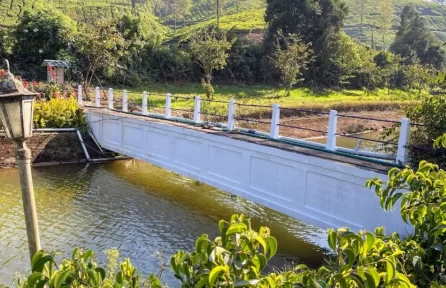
[77,85,83,105]
[165,93,172,118]
[122,90,128,112]
[270,104,280,139]
[326,110,338,151]
[227,99,236,131]
[396,118,411,164]
[142,91,148,115]
[108,88,114,109]
[95,87,100,107]
[194,96,201,123]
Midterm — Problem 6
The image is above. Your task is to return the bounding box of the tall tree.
[391,5,445,69]
[352,0,373,35]
[190,27,234,96]
[272,33,312,95]
[377,0,394,49]
[264,0,348,86]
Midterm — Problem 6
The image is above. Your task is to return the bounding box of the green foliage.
[73,19,129,98]
[189,27,234,92]
[366,156,446,286]
[405,92,446,167]
[6,248,162,288]
[33,96,85,129]
[272,33,312,94]
[11,9,77,80]
[391,5,446,70]
[264,0,348,87]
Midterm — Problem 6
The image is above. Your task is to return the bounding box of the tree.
[391,5,446,70]
[264,0,348,86]
[216,0,227,29]
[351,0,373,36]
[376,0,394,49]
[12,9,77,80]
[190,27,234,97]
[73,20,128,98]
[272,33,312,95]
[165,0,192,33]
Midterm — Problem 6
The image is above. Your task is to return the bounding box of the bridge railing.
[80,85,413,165]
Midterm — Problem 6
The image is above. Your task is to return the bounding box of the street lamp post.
[0,60,41,263]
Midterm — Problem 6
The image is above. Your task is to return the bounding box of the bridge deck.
[86,107,392,175]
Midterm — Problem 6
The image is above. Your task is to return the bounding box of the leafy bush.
[5,248,162,288]
[33,97,85,129]
[6,137,446,287]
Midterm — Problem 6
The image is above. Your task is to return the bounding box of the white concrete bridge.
[83,87,412,233]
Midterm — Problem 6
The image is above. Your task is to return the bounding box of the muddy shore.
[0,132,92,168]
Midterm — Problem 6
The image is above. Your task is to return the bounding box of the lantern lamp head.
[0,60,37,140]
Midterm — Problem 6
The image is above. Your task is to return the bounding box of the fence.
[79,85,412,165]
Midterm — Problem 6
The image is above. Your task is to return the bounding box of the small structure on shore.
[41,60,69,84]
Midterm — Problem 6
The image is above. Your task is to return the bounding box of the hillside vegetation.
[0,0,445,44]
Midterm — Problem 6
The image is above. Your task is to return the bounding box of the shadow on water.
[0,161,328,286]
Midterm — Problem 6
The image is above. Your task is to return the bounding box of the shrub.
[7,137,446,287]
[33,96,85,129]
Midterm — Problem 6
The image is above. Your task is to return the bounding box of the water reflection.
[0,161,327,285]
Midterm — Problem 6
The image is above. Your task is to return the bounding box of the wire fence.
[82,87,431,163]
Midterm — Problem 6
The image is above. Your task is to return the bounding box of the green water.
[0,160,326,286]
[311,131,387,151]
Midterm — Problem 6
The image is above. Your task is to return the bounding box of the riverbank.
[0,132,96,168]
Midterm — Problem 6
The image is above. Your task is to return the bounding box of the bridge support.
[165,93,172,118]
[396,118,411,164]
[270,104,280,139]
[108,88,114,110]
[194,96,201,124]
[95,87,100,107]
[122,90,128,112]
[227,99,236,131]
[78,85,83,105]
[326,110,338,151]
[142,91,148,115]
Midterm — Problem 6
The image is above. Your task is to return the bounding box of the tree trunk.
[216,0,220,29]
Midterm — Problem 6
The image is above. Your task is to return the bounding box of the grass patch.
[107,83,421,117]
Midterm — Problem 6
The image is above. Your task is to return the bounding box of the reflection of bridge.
[83,87,412,233]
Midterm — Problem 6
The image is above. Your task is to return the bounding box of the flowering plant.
[0,69,6,80]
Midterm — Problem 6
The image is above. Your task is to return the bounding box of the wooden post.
[78,85,83,105]
[194,96,201,123]
[108,88,114,110]
[122,90,128,112]
[270,104,280,139]
[95,87,100,107]
[227,99,236,131]
[142,91,148,115]
[326,110,338,151]
[396,118,411,164]
[165,93,172,118]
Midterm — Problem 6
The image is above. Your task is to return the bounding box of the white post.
[270,104,280,139]
[108,88,114,109]
[95,87,100,107]
[77,85,83,105]
[165,93,172,118]
[396,118,411,164]
[142,91,148,115]
[194,96,201,123]
[122,90,128,112]
[326,110,338,151]
[227,99,236,131]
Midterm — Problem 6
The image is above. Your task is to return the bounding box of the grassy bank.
[107,83,421,114]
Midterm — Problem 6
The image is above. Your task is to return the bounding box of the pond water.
[0,160,327,286]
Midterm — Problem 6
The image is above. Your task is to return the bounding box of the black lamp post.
[0,60,41,263]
